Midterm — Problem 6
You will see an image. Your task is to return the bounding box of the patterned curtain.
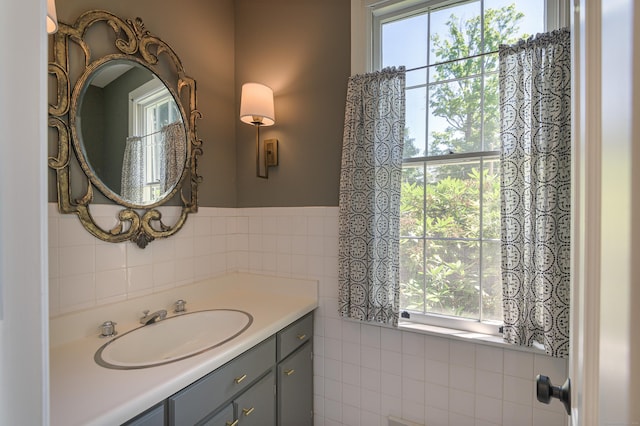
[499,28,571,358]
[338,67,406,326]
[159,121,187,193]
[121,136,144,204]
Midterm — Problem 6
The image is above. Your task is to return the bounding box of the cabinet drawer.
[170,336,276,425]
[277,313,313,361]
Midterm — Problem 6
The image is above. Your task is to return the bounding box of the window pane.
[406,69,428,88]
[484,0,545,53]
[481,240,502,322]
[382,13,428,86]
[482,159,501,239]
[425,161,480,239]
[400,238,425,312]
[405,87,427,158]
[483,72,500,149]
[430,1,481,64]
[157,101,169,128]
[431,57,483,83]
[170,99,180,122]
[428,77,482,155]
[484,51,500,74]
[425,239,479,319]
[401,164,425,237]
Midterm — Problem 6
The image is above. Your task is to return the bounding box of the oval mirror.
[74,59,187,207]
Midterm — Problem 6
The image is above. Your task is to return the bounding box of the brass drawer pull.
[234,374,247,384]
[242,407,255,416]
[296,333,307,340]
[226,420,239,426]
[284,369,295,376]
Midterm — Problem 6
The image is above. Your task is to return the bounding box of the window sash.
[400,153,501,329]
[378,0,517,332]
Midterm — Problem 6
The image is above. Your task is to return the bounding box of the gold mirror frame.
[48,10,202,248]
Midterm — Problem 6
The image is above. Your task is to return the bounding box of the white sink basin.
[95,309,253,369]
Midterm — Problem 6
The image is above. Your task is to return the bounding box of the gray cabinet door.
[277,343,313,426]
[202,403,234,426]
[235,371,276,426]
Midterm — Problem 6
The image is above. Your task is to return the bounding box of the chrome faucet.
[140,309,167,325]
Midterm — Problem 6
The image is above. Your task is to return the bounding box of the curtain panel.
[499,28,571,358]
[121,136,145,203]
[338,67,406,326]
[121,121,186,204]
[159,121,186,193]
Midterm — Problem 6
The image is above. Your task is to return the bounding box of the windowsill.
[397,320,549,356]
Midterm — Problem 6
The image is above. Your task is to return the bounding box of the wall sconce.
[240,82,278,179]
[47,0,58,34]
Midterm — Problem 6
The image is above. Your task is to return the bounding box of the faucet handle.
[141,310,150,318]
[99,321,117,338]
[174,299,187,313]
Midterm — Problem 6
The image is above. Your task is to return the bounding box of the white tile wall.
[48,204,235,315]
[48,204,569,425]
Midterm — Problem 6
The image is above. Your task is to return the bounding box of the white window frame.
[364,0,569,335]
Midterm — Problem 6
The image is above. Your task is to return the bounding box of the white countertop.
[50,273,318,426]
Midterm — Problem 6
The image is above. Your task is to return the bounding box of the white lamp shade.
[47,0,58,34]
[240,83,275,126]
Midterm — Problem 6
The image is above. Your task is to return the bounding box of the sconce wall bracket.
[265,139,278,167]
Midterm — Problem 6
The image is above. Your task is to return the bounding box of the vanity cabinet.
[122,402,165,426]
[122,313,313,426]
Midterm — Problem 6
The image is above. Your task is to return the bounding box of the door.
[569,0,640,424]
[0,1,49,425]
[278,343,313,426]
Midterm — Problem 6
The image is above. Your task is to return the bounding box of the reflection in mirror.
[76,60,187,206]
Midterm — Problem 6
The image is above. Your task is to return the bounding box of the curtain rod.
[132,121,181,139]
[134,128,163,139]
[404,49,499,73]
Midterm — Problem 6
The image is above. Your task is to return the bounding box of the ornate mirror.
[48,10,202,248]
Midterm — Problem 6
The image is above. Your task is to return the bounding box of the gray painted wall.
[51,0,349,208]
[53,0,237,207]
[234,0,350,207]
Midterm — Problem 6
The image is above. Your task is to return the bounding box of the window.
[129,78,181,203]
[374,0,547,333]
